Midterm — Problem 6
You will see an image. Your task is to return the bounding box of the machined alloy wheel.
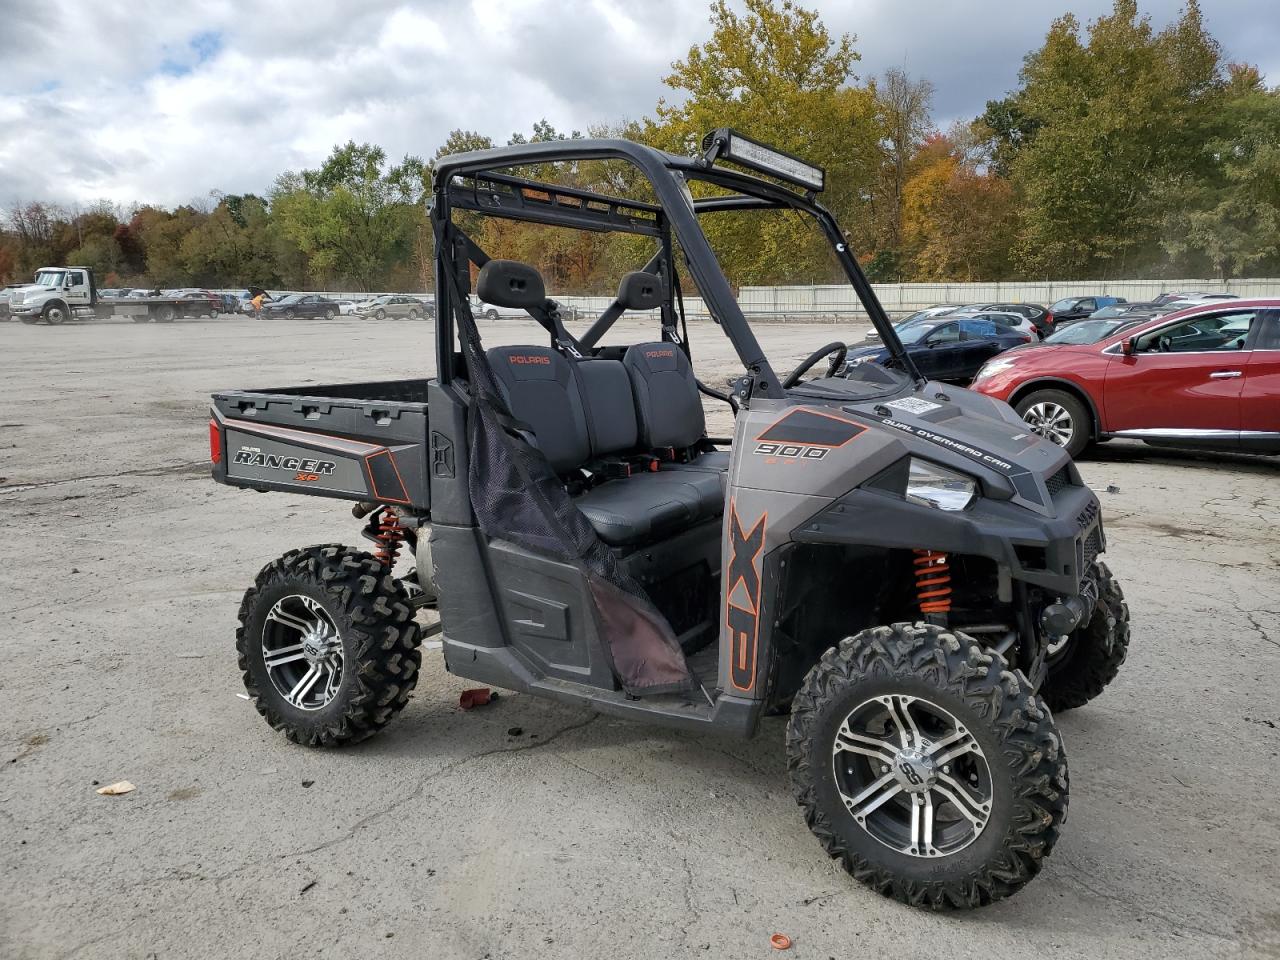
[375,308,386,320]
[324,308,336,320]
[1022,400,1074,448]
[833,694,992,859]
[260,594,344,711]
[1015,389,1091,458]
[284,308,297,320]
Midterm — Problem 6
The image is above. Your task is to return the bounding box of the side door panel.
[1102,311,1253,433]
[1242,312,1280,444]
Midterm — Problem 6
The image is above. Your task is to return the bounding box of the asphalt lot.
[1,315,1278,960]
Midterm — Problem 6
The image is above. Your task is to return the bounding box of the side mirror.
[1122,336,1137,356]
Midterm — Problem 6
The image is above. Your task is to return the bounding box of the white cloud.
[1,0,1277,207]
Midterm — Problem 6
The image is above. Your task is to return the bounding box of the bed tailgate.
[209,381,431,509]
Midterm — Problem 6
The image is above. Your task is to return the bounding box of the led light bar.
[701,128,825,192]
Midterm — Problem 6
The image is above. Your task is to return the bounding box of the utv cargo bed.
[210,379,431,509]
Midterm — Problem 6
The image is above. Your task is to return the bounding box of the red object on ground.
[459,687,493,710]
[770,933,793,950]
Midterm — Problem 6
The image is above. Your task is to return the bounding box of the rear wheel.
[236,545,423,747]
[408,308,421,320]
[1041,562,1129,711]
[154,304,176,323]
[1015,389,1091,459]
[787,623,1068,909]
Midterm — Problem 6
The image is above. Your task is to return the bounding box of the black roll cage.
[430,138,919,395]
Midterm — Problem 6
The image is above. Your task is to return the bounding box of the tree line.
[2,0,1277,294]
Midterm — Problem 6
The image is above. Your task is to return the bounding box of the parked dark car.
[842,315,1032,383]
[261,294,340,320]
[176,290,223,317]
[1047,295,1126,327]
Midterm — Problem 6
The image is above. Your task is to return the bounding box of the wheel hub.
[891,748,937,793]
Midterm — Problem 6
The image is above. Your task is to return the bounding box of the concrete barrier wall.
[216,277,1280,322]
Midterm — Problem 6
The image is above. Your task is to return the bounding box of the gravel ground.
[1,315,1278,960]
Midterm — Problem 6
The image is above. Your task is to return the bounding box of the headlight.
[906,458,977,511]
[974,357,1016,381]
[848,354,878,365]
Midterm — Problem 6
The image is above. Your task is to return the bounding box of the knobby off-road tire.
[1041,561,1129,712]
[787,623,1068,909]
[236,544,422,747]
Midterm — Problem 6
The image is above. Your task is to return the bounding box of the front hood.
[7,284,48,302]
[841,382,1072,517]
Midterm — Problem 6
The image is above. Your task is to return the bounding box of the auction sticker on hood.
[883,396,942,416]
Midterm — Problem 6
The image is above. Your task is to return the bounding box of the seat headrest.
[617,271,663,311]
[477,260,546,309]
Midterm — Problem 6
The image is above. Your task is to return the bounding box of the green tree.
[1162,67,1280,277]
[1007,0,1223,278]
[271,142,427,290]
[644,0,882,285]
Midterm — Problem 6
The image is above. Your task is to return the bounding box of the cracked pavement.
[1,317,1278,959]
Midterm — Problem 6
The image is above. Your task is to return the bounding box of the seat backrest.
[576,359,639,458]
[485,346,590,472]
[622,342,706,449]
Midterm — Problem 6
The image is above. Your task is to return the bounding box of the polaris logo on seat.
[509,355,551,365]
[233,450,336,474]
[645,348,675,359]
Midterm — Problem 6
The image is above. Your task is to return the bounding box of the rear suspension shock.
[913,549,952,615]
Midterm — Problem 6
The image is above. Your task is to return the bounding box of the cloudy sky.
[2,0,1278,208]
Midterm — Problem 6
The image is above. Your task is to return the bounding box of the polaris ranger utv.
[209,131,1129,909]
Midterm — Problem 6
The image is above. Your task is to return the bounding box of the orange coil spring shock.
[372,509,406,567]
[913,549,952,615]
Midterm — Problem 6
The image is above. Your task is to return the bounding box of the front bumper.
[799,482,1104,597]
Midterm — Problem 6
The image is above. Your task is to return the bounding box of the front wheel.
[484,309,498,321]
[324,308,337,320]
[787,623,1068,909]
[407,308,421,320]
[374,308,387,320]
[1015,389,1091,458]
[284,308,297,320]
[43,303,68,325]
[236,545,422,747]
[1041,561,1129,711]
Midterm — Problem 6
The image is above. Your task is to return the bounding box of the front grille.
[1082,527,1102,565]
[1045,465,1072,498]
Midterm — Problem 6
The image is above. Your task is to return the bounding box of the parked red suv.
[971,300,1280,458]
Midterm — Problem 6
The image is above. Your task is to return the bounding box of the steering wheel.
[783,341,848,389]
